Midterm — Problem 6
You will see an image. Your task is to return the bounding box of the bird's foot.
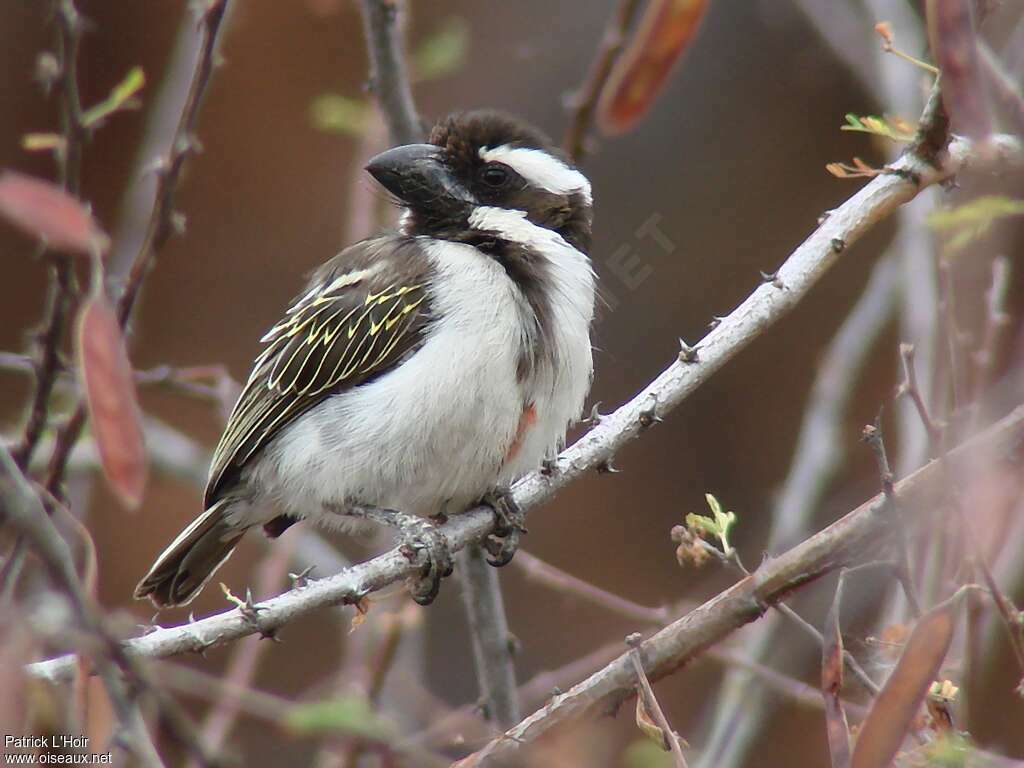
[348,505,453,606]
[480,488,526,567]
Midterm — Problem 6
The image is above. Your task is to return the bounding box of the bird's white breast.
[257,230,594,523]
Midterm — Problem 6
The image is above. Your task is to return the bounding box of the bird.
[135,110,596,608]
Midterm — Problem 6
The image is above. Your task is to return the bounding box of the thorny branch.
[26,114,1023,683]
[456,405,1024,764]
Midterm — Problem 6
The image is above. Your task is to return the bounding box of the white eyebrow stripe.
[478,145,592,203]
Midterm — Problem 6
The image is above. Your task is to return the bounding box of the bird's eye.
[480,163,510,189]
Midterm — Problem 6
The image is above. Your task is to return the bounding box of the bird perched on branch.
[135,110,596,608]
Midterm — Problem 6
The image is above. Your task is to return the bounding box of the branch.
[358,0,421,145]
[26,127,1021,683]
[562,0,643,162]
[42,0,230,496]
[456,404,1024,765]
[12,0,86,469]
[457,546,521,727]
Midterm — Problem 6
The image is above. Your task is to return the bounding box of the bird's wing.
[205,236,432,506]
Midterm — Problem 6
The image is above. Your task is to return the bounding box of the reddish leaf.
[822,579,851,768]
[0,171,109,256]
[926,0,992,140]
[77,293,147,509]
[852,604,955,768]
[597,0,710,136]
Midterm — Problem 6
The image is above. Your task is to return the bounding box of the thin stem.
[513,549,671,625]
[458,545,521,728]
[43,0,231,497]
[358,0,421,145]
[562,0,643,162]
[627,635,688,767]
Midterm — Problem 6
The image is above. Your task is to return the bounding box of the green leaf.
[21,133,65,152]
[309,94,370,136]
[685,493,737,555]
[927,195,1024,254]
[82,66,145,127]
[284,695,396,741]
[412,17,469,81]
[840,113,915,143]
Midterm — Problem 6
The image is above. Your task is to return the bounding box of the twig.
[453,404,1024,765]
[969,255,1012,412]
[626,633,688,767]
[513,549,671,625]
[935,256,964,417]
[697,539,880,695]
[358,0,420,145]
[26,122,1023,682]
[974,552,1024,690]
[899,343,944,449]
[12,0,86,470]
[43,0,230,498]
[771,254,901,548]
[562,0,643,162]
[458,545,521,728]
[861,419,923,618]
[822,571,851,768]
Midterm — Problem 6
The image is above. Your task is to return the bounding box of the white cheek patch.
[468,206,586,261]
[478,145,592,204]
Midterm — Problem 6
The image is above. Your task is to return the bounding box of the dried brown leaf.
[822,579,851,768]
[597,0,710,136]
[0,171,109,255]
[77,293,147,509]
[851,604,955,768]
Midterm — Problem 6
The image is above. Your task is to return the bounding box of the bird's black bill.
[365,144,472,211]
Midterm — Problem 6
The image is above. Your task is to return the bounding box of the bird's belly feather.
[252,238,592,523]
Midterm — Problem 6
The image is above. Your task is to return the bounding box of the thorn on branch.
[638,397,662,430]
[289,564,316,589]
[708,315,725,330]
[677,338,699,363]
[830,238,846,254]
[760,270,785,289]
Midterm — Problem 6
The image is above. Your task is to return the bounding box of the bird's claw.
[481,488,525,567]
[398,519,453,606]
[346,505,454,605]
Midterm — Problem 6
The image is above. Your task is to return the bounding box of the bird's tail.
[134,500,246,608]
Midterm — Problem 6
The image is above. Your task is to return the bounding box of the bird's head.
[366,110,592,254]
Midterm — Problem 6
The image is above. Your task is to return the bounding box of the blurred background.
[2,0,1023,765]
